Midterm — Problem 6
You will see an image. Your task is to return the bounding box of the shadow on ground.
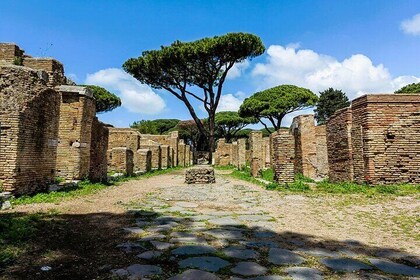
[1,208,419,280]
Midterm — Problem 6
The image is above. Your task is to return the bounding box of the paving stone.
[208,217,242,226]
[284,267,323,280]
[297,248,340,258]
[126,264,162,277]
[166,206,187,212]
[138,233,166,241]
[237,215,273,221]
[175,202,199,208]
[222,247,260,260]
[268,248,306,265]
[170,231,197,238]
[168,269,221,280]
[231,262,268,276]
[116,242,145,253]
[172,245,217,256]
[155,216,183,223]
[368,258,420,276]
[241,240,279,249]
[205,229,244,240]
[178,256,230,272]
[135,220,152,227]
[123,227,144,234]
[190,215,215,221]
[137,250,162,260]
[230,275,286,280]
[111,268,129,278]
[150,241,174,250]
[253,231,276,239]
[129,210,157,217]
[321,258,372,272]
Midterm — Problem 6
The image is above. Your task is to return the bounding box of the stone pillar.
[89,117,109,182]
[185,145,191,167]
[263,137,271,168]
[135,149,152,173]
[108,147,134,176]
[291,115,317,179]
[231,141,239,168]
[237,138,246,170]
[170,131,179,167]
[178,139,186,167]
[56,85,96,181]
[272,130,295,184]
[160,145,170,169]
[140,140,161,170]
[249,131,263,177]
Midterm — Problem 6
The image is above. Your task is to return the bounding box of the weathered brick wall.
[214,139,232,166]
[134,149,152,173]
[170,131,179,167]
[160,145,170,169]
[23,58,65,86]
[291,115,317,179]
[108,128,140,152]
[0,65,60,194]
[263,137,271,167]
[231,141,239,168]
[237,138,246,170]
[89,117,109,182]
[315,125,329,178]
[108,147,134,175]
[249,131,263,176]
[272,130,295,183]
[140,139,161,170]
[185,145,191,166]
[327,94,420,185]
[326,107,354,182]
[0,43,24,64]
[55,86,96,181]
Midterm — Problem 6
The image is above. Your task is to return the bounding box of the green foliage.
[261,168,274,181]
[295,173,315,183]
[131,119,180,135]
[215,111,256,142]
[83,85,122,113]
[239,85,318,133]
[123,33,265,155]
[13,56,23,66]
[395,82,420,94]
[172,119,209,151]
[314,88,350,124]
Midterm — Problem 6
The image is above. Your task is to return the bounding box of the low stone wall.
[185,166,216,184]
[89,117,109,182]
[135,149,152,173]
[140,139,161,170]
[160,145,170,169]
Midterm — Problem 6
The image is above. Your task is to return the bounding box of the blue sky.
[1,0,419,127]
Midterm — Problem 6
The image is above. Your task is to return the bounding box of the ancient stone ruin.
[185,166,216,184]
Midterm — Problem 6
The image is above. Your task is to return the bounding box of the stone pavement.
[111,175,420,279]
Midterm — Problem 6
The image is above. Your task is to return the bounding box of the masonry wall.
[23,58,65,86]
[249,131,263,176]
[108,148,134,175]
[326,107,354,182]
[178,140,186,167]
[108,128,140,152]
[140,139,161,170]
[0,65,60,194]
[89,117,109,182]
[231,141,239,168]
[160,145,170,169]
[55,86,96,181]
[0,43,24,64]
[135,149,152,173]
[272,130,295,183]
[237,138,246,170]
[215,139,232,166]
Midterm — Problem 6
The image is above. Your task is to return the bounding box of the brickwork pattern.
[108,148,134,175]
[178,140,186,167]
[237,138,246,170]
[214,139,232,166]
[135,149,152,173]
[249,131,263,177]
[89,117,109,182]
[272,130,295,183]
[140,139,161,170]
[160,145,170,169]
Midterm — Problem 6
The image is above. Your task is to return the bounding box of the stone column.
[249,131,263,177]
[237,138,246,170]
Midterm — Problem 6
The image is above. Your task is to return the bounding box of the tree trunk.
[207,111,216,164]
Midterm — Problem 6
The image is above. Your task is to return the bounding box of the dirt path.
[3,169,420,279]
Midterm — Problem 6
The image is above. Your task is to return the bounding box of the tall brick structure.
[237,138,247,170]
[273,115,328,183]
[178,140,186,167]
[0,65,60,194]
[55,85,96,181]
[89,117,109,182]
[170,131,179,166]
[134,149,152,173]
[214,139,233,166]
[231,141,239,168]
[327,94,420,185]
[249,131,263,177]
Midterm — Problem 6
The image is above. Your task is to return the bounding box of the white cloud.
[252,45,420,101]
[226,60,250,80]
[85,68,165,114]
[401,13,420,36]
[217,91,246,112]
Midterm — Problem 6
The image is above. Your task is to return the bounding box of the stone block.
[185,166,216,184]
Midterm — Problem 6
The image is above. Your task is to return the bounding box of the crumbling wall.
[231,141,239,168]
[178,140,186,167]
[326,107,354,182]
[249,131,263,176]
[55,86,96,181]
[263,137,271,167]
[23,58,65,86]
[170,131,179,167]
[0,43,24,64]
[89,117,109,182]
[108,128,140,152]
[214,139,232,166]
[108,147,134,175]
[272,130,295,183]
[140,139,161,170]
[315,125,329,178]
[135,149,152,173]
[0,65,60,194]
[160,145,170,169]
[237,138,246,170]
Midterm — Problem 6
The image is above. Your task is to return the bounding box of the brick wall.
[89,117,109,182]
[134,149,152,173]
[272,130,295,183]
[326,107,354,182]
[327,94,420,185]
[108,147,134,175]
[55,86,96,181]
[0,65,60,194]
[237,138,246,170]
[0,43,24,64]
[23,58,65,86]
[140,139,161,170]
[214,139,232,166]
[160,145,170,169]
[108,128,140,152]
[249,131,263,176]
[170,131,179,167]
[315,125,329,178]
[231,141,239,168]
[178,140,186,167]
